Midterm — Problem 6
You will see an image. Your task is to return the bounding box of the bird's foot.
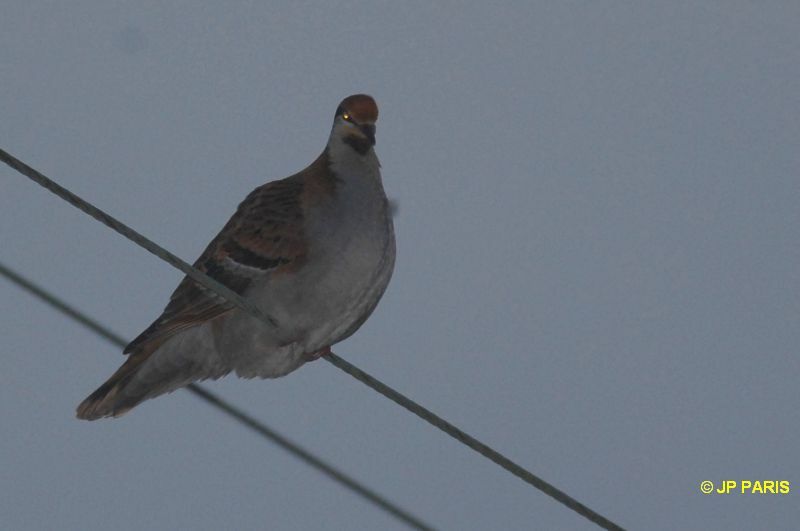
[304,346,332,361]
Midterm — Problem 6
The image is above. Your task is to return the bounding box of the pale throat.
[327,133,381,184]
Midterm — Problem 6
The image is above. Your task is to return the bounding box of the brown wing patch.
[124,170,313,355]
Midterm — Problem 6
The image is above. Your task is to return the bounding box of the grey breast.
[295,167,395,350]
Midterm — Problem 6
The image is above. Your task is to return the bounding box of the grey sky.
[1,2,798,530]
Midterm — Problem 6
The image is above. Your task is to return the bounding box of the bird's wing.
[124,175,307,354]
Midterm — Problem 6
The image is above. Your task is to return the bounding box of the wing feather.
[124,175,307,354]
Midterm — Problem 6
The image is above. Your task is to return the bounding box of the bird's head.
[330,94,379,155]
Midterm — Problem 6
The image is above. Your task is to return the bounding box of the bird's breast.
[253,168,395,351]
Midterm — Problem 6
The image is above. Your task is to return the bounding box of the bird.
[77,94,395,420]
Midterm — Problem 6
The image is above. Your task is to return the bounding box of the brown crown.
[339,94,378,123]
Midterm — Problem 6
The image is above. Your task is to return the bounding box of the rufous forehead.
[339,94,379,123]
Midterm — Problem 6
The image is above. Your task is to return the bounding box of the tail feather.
[76,344,207,420]
[76,351,153,420]
[77,325,230,420]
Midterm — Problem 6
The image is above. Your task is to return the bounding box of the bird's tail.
[76,341,212,420]
[76,349,155,420]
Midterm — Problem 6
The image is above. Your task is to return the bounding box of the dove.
[77,94,395,419]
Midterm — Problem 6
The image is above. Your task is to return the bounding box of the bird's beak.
[359,123,376,146]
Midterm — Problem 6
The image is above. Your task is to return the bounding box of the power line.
[0,260,434,531]
[1,148,626,530]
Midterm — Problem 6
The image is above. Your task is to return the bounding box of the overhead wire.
[1,148,626,530]
[0,260,434,531]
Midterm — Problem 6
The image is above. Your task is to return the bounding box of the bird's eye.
[342,113,352,122]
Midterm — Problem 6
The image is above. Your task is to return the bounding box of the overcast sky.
[1,2,798,530]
